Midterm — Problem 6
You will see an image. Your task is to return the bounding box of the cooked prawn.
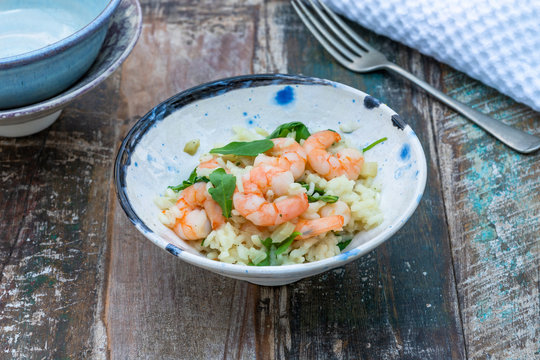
[198,158,220,169]
[303,130,364,180]
[172,182,225,240]
[319,200,351,226]
[248,164,295,197]
[233,167,309,227]
[254,138,307,179]
[294,215,344,240]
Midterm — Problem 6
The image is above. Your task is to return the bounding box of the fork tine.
[317,0,376,52]
[307,0,368,57]
[291,0,355,66]
[293,0,358,61]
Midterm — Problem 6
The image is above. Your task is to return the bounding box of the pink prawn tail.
[295,215,344,240]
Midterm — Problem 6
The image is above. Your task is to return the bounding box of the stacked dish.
[0,0,142,137]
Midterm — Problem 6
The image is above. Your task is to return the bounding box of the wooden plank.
[0,77,120,358]
[106,1,264,358]
[2,0,534,358]
[436,68,540,358]
[261,15,467,359]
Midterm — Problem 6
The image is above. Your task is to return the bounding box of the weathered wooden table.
[1,1,538,359]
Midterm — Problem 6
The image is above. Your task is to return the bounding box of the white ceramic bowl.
[115,74,427,286]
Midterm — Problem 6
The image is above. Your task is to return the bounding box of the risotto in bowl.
[114,74,427,286]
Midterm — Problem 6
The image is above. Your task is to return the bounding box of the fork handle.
[383,62,540,154]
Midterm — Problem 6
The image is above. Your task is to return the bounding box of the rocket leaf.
[207,168,236,218]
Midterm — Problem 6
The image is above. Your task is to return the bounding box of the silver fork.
[292,0,540,154]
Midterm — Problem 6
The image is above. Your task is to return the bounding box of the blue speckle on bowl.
[275,86,294,106]
[147,154,154,162]
[134,161,138,167]
[243,112,247,116]
[400,144,411,161]
[363,96,380,109]
[338,248,360,261]
[394,163,412,179]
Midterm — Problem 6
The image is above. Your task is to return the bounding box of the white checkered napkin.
[325,0,540,111]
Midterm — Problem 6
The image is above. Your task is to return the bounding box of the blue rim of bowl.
[0,0,142,120]
[0,0,122,68]
[114,74,428,278]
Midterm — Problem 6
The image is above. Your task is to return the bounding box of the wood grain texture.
[1,0,538,359]
[106,0,262,359]
[436,70,540,358]
[281,15,466,359]
[0,77,120,358]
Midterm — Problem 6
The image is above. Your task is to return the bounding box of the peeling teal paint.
[476,300,493,322]
[22,274,56,302]
[472,225,497,244]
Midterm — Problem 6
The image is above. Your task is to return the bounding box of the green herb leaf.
[319,195,339,203]
[168,168,210,192]
[275,231,301,255]
[255,232,302,266]
[168,183,189,192]
[299,182,325,195]
[262,237,273,249]
[362,137,388,152]
[268,246,278,266]
[209,140,274,156]
[299,182,338,203]
[254,237,278,266]
[307,193,340,203]
[255,254,270,266]
[188,168,197,182]
[201,238,205,247]
[337,238,352,251]
[267,122,311,142]
[207,168,236,218]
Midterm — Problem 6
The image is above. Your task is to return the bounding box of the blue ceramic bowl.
[0,0,141,137]
[0,0,121,109]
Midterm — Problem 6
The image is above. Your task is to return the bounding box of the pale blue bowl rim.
[0,0,122,68]
[0,0,142,118]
